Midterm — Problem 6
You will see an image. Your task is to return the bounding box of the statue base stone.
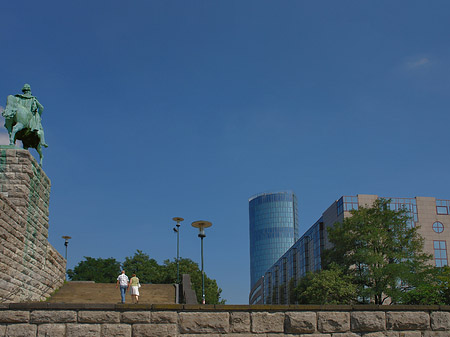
[0,146,65,302]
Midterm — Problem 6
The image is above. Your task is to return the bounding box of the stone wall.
[0,147,66,302]
[0,304,449,336]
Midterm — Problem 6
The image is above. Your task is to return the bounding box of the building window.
[434,241,448,267]
[292,248,297,283]
[337,197,343,216]
[433,221,444,234]
[344,196,359,212]
[337,196,358,216]
[436,199,450,215]
[386,197,418,228]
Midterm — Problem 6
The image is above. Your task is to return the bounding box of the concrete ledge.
[151,304,184,311]
[1,303,450,311]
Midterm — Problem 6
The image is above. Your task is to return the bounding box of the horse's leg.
[36,145,43,166]
[10,123,24,145]
[4,119,13,144]
[37,130,48,148]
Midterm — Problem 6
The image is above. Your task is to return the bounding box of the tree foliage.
[67,251,225,304]
[122,250,162,284]
[400,266,450,305]
[295,263,357,304]
[67,257,121,283]
[322,198,433,304]
[160,258,225,304]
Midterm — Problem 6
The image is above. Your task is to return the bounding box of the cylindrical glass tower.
[249,191,299,288]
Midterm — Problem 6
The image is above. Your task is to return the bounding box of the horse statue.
[2,84,48,166]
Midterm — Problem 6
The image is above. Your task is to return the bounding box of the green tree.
[323,198,432,304]
[401,266,450,305]
[67,257,121,283]
[160,258,225,304]
[122,250,162,284]
[295,264,357,304]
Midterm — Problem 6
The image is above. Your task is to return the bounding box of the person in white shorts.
[129,273,140,304]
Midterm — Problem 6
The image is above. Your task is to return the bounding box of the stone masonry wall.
[0,304,449,336]
[0,147,66,302]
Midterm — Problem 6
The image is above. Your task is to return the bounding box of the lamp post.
[191,220,212,304]
[172,217,184,284]
[62,236,71,280]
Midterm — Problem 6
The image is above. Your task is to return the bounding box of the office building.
[249,194,450,305]
[249,191,299,291]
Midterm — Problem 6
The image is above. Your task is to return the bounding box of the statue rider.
[14,84,48,148]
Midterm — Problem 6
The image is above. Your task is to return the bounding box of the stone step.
[47,282,176,304]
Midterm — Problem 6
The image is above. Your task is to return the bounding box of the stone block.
[31,310,76,323]
[121,311,151,323]
[78,310,120,323]
[266,334,308,337]
[0,325,5,336]
[423,332,450,337]
[37,323,66,337]
[398,332,422,337]
[251,312,284,333]
[0,310,29,323]
[285,311,316,333]
[318,312,350,333]
[430,312,450,331]
[101,323,132,337]
[133,323,178,337]
[4,172,16,179]
[363,332,398,337]
[332,333,360,337]
[5,323,37,336]
[66,323,101,337]
[351,311,386,332]
[8,164,23,173]
[151,311,177,324]
[230,311,250,333]
[15,173,30,181]
[16,149,30,159]
[386,311,430,330]
[179,312,229,334]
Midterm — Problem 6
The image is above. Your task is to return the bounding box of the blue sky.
[1,1,449,304]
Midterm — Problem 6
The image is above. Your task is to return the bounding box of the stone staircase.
[47,282,176,304]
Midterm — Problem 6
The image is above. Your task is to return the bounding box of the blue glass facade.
[249,191,299,288]
[263,217,323,304]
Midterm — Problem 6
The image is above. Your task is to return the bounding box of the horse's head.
[2,95,19,119]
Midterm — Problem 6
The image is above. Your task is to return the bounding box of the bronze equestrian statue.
[2,84,48,166]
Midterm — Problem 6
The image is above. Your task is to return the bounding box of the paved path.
[47,282,176,304]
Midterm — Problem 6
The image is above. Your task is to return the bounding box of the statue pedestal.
[0,146,65,302]
[0,146,50,231]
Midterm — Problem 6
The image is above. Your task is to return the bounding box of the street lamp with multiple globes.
[191,220,212,304]
[61,236,71,280]
[172,217,184,284]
